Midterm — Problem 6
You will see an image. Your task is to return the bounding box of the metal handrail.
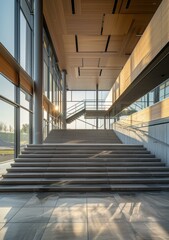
[66,100,112,119]
[114,121,169,147]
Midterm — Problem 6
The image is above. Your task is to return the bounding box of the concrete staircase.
[0,130,169,192]
[44,129,122,144]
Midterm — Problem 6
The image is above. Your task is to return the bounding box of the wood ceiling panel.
[44,0,162,90]
[62,0,72,15]
[83,58,100,67]
[80,0,114,14]
[63,35,76,53]
[107,36,125,52]
[99,55,128,67]
[101,69,121,78]
[120,0,162,14]
[78,36,108,52]
[66,58,82,67]
[80,69,100,77]
[65,15,102,35]
[103,14,133,35]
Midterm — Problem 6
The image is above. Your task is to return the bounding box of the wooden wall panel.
[111,0,169,105]
[119,97,169,126]
[0,54,18,85]
[20,72,33,94]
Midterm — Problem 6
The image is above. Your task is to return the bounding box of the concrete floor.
[0,191,169,239]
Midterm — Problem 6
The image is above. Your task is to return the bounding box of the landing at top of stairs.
[44,129,121,144]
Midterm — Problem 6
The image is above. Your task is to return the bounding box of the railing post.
[62,69,67,129]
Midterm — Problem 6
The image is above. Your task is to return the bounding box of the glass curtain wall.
[0,0,15,56]
[0,74,16,162]
[67,90,109,129]
[0,73,33,161]
[0,0,33,77]
[20,89,32,151]
[0,0,33,162]
[110,77,169,123]
[43,29,62,132]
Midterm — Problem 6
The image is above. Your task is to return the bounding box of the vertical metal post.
[104,116,106,129]
[14,86,20,157]
[62,70,67,129]
[96,83,98,129]
[33,0,43,144]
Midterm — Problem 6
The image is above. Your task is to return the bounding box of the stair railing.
[114,120,169,147]
[67,101,85,119]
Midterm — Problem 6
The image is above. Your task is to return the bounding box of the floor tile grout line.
[4,193,35,224]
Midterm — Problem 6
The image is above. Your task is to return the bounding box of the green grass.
[0,149,14,155]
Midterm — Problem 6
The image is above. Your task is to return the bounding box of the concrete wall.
[113,122,169,166]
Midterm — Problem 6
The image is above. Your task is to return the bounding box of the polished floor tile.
[131,221,169,240]
[25,193,59,207]
[9,207,53,223]
[0,208,20,223]
[87,205,125,223]
[49,206,87,223]
[56,197,86,207]
[0,223,46,240]
[0,193,33,207]
[88,222,136,240]
[87,196,117,207]
[0,192,168,239]
[120,201,169,222]
[41,223,87,240]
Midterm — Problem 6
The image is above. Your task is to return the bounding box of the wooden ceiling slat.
[78,36,108,52]
[44,0,162,90]
[83,58,100,67]
[65,15,102,35]
[63,35,76,53]
[103,14,133,35]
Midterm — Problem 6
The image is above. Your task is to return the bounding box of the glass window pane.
[20,11,32,75]
[43,62,48,97]
[20,89,31,109]
[72,91,85,101]
[49,73,53,102]
[0,0,15,56]
[20,108,30,150]
[0,74,15,102]
[0,100,15,161]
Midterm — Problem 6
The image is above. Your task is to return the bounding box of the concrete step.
[18,153,155,158]
[14,157,161,163]
[0,184,169,192]
[4,172,169,178]
[27,144,144,148]
[11,162,165,168]
[21,150,150,154]
[2,177,169,185]
[7,166,169,173]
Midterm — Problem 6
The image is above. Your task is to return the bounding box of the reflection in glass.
[0,74,15,102]
[0,100,15,161]
[20,108,30,151]
[20,11,32,75]
[0,0,15,56]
